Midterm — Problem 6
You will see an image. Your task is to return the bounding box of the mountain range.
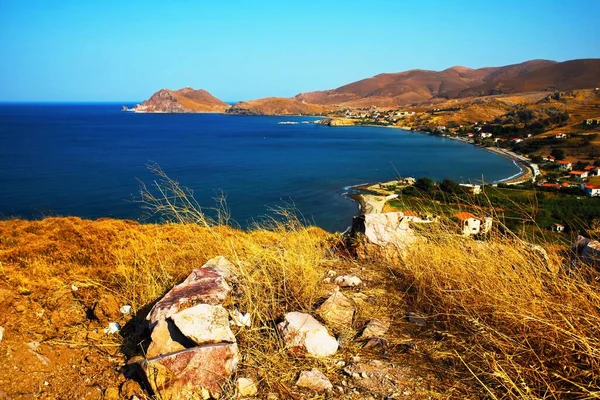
[131,58,600,113]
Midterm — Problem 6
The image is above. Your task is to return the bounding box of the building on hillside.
[459,183,482,194]
[582,183,600,197]
[557,160,572,171]
[539,182,561,190]
[584,118,600,125]
[569,170,589,181]
[455,212,492,236]
[480,132,492,138]
[584,165,600,176]
[555,133,568,139]
[551,223,565,232]
[512,138,523,143]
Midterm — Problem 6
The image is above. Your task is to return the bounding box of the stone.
[139,343,239,399]
[120,305,132,315]
[575,235,600,268]
[317,290,355,327]
[103,322,121,334]
[146,319,195,359]
[202,256,239,282]
[146,267,232,325]
[277,312,338,357]
[334,275,362,287]
[358,319,390,340]
[229,308,251,327]
[351,212,421,250]
[171,303,235,345]
[295,368,333,392]
[406,312,427,326]
[236,377,257,397]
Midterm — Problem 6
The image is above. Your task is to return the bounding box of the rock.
[120,305,132,315]
[574,235,600,268]
[171,303,235,345]
[277,312,338,357]
[358,319,390,340]
[146,267,232,325]
[406,312,427,326]
[295,368,332,392]
[327,270,337,277]
[146,319,195,359]
[334,275,362,287]
[202,256,239,282]
[317,290,355,327]
[362,337,388,349]
[0,326,4,342]
[229,308,251,328]
[236,377,257,397]
[103,322,121,334]
[351,212,421,250]
[139,343,239,399]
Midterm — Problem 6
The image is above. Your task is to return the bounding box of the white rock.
[70,284,78,291]
[352,212,421,250]
[171,303,235,345]
[236,377,257,397]
[334,275,362,287]
[277,312,338,357]
[0,326,4,342]
[229,308,251,328]
[119,305,132,315]
[327,270,337,277]
[296,368,333,392]
[104,322,121,334]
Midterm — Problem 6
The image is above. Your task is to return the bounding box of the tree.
[439,178,461,193]
[531,155,544,164]
[551,148,565,160]
[414,177,435,193]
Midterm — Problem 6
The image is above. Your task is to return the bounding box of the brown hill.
[133,87,230,113]
[226,97,332,116]
[295,59,600,107]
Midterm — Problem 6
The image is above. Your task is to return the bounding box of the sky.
[0,0,599,102]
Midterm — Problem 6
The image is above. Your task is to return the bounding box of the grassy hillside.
[1,198,600,398]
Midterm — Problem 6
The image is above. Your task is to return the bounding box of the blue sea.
[0,104,520,231]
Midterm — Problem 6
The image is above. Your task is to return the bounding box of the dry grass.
[2,168,600,398]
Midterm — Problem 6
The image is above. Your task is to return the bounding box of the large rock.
[146,319,195,359]
[295,368,332,392]
[351,212,420,250]
[334,275,362,287]
[317,290,355,327]
[140,343,239,399]
[277,312,338,357]
[171,303,236,345]
[147,267,232,325]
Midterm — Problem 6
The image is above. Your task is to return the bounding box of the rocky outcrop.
[277,312,338,357]
[137,257,240,399]
[574,235,600,268]
[132,88,230,113]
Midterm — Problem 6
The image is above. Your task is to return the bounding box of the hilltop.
[226,97,332,116]
[131,87,230,113]
[295,59,600,107]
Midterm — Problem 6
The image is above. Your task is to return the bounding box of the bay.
[0,104,520,231]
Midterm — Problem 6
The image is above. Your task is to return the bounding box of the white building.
[582,183,600,197]
[459,183,482,195]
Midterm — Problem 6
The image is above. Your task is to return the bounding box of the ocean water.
[0,104,520,231]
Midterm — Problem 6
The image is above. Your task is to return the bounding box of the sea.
[0,103,520,232]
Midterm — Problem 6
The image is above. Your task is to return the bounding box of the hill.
[226,97,332,116]
[132,87,230,113]
[295,59,600,107]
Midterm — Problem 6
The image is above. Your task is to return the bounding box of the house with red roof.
[557,160,572,171]
[455,212,492,236]
[582,183,600,197]
[569,170,589,181]
[584,165,599,176]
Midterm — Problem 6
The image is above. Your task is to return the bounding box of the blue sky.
[0,0,598,102]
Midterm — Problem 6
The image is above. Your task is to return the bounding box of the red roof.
[561,182,571,187]
[455,212,478,221]
[570,170,586,175]
[540,183,560,188]
[585,184,600,189]
[584,165,597,171]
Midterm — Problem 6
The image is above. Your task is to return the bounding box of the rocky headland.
[131,87,231,113]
